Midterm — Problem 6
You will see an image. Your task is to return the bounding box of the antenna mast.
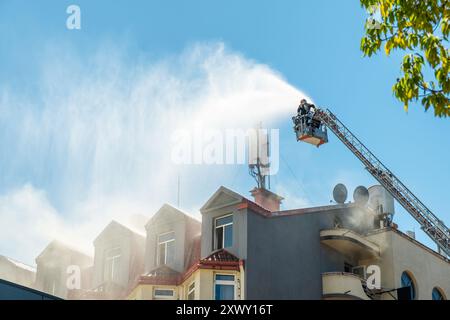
[249,122,270,190]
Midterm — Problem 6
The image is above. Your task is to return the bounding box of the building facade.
[126,186,449,300]
[2,185,448,300]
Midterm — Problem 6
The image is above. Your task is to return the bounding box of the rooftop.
[0,255,36,273]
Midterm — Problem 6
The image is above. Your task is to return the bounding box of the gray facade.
[199,185,449,300]
[244,206,364,299]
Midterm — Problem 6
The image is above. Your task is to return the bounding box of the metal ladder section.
[315,108,450,257]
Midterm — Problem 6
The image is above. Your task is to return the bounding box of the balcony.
[322,272,371,300]
[320,229,380,259]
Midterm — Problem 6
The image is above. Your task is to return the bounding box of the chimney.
[250,188,284,212]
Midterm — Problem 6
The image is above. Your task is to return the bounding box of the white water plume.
[0,42,311,264]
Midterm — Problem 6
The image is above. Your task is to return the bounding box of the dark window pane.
[224,224,233,248]
[344,262,353,273]
[216,227,223,250]
[166,241,175,264]
[432,288,444,300]
[400,272,415,300]
[154,289,173,296]
[215,274,235,281]
[215,284,234,300]
[188,282,195,300]
[216,215,232,227]
[397,287,412,300]
[158,243,166,265]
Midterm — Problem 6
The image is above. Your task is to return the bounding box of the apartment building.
[126,185,449,300]
[3,184,448,300]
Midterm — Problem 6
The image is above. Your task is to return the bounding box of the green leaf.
[360,0,450,117]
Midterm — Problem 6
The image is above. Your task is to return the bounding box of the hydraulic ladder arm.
[295,107,450,257]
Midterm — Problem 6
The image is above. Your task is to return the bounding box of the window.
[187,282,195,300]
[215,274,235,300]
[432,287,446,300]
[215,215,233,250]
[158,231,175,265]
[344,262,353,273]
[104,247,121,282]
[351,266,366,279]
[400,271,416,300]
[154,288,174,299]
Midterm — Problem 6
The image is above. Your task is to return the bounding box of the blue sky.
[0,0,448,262]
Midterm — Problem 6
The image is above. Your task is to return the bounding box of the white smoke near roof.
[0,185,62,264]
[274,183,311,210]
[0,184,149,264]
[0,42,310,265]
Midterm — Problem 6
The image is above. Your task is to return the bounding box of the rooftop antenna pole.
[249,122,270,190]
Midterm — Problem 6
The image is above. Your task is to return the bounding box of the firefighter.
[297,99,308,116]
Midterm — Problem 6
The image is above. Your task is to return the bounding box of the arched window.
[401,271,416,300]
[432,287,446,300]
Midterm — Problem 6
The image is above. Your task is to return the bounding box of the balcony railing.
[322,272,371,300]
[320,229,380,259]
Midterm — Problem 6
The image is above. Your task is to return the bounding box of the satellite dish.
[333,183,348,204]
[353,186,369,205]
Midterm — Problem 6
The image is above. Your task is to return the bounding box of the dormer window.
[104,247,121,282]
[158,231,175,265]
[215,214,233,250]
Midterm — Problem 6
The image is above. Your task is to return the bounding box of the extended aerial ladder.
[293,105,450,257]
